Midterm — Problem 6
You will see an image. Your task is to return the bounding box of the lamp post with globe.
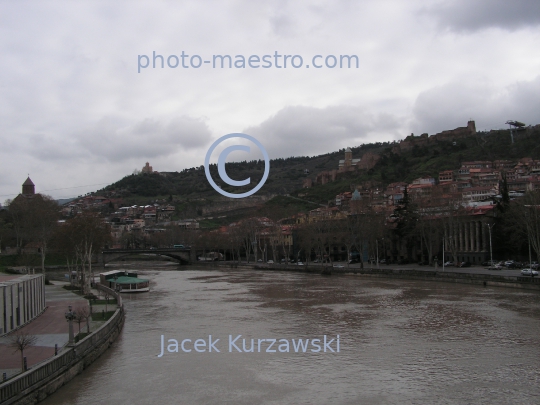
[65,305,76,345]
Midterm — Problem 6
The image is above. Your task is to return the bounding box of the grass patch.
[62,285,80,290]
[74,332,91,343]
[91,299,117,305]
[92,310,116,321]
[62,285,84,295]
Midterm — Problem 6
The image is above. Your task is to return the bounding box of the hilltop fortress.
[392,120,476,153]
[305,120,477,187]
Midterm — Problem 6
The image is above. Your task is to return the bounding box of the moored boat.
[99,270,150,293]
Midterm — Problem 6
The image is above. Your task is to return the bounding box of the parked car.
[297,262,304,266]
[504,260,517,268]
[333,264,345,268]
[459,261,472,268]
[257,259,263,262]
[379,259,386,264]
[521,268,539,276]
[444,261,454,267]
[267,260,274,264]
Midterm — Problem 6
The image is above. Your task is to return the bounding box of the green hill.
[98,142,390,200]
[291,127,540,203]
[96,125,540,211]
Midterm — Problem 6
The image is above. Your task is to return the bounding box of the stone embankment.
[0,285,124,405]
[190,262,540,290]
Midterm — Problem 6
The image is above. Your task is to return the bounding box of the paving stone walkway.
[0,282,91,380]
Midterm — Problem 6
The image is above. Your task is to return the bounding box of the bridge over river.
[100,247,193,265]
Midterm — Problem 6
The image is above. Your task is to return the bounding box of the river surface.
[42,267,540,405]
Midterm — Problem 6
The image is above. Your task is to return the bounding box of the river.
[41,267,540,404]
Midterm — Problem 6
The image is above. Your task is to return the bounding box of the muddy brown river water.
[41,268,540,404]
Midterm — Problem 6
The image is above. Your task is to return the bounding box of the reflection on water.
[41,268,540,405]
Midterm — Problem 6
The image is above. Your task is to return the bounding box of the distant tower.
[141,162,153,174]
[344,147,352,167]
[467,120,476,134]
[22,176,35,196]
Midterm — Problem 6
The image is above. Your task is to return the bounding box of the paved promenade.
[0,283,88,379]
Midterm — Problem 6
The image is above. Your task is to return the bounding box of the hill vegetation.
[96,126,540,211]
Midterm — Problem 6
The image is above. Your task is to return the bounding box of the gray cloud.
[422,0,540,32]
[1,1,539,198]
[243,105,403,158]
[77,115,212,162]
[412,75,540,134]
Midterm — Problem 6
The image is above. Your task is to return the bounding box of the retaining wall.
[0,284,124,405]
[193,262,540,291]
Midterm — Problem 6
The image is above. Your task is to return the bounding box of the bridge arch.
[100,249,192,266]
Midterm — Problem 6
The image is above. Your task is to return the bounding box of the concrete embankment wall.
[0,285,125,405]
[190,262,540,291]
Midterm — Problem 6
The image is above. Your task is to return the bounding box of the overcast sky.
[1,0,539,200]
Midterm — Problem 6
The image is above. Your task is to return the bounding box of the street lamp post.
[529,237,533,269]
[376,239,379,269]
[486,223,495,268]
[64,305,76,345]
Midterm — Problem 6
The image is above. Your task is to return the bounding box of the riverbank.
[35,268,540,405]
[0,284,124,405]
[188,261,540,291]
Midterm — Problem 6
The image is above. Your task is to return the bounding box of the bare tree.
[74,306,86,334]
[508,190,540,262]
[348,209,376,269]
[296,222,316,265]
[0,217,12,253]
[9,331,38,372]
[238,218,259,263]
[26,195,59,274]
[439,200,466,264]
[103,290,111,312]
[55,213,111,294]
[4,198,26,251]
[268,223,283,263]
[77,305,92,334]
[416,210,443,265]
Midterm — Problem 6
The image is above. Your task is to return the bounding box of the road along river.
[41,267,540,405]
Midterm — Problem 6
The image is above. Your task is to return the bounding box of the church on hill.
[22,176,35,196]
[11,176,43,205]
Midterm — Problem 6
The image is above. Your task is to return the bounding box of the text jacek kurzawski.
[157,335,340,356]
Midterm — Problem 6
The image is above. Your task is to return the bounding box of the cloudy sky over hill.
[1,0,539,199]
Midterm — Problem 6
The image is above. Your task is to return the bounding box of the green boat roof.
[112,276,149,284]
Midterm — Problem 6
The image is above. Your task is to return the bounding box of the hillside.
[95,124,540,215]
[291,126,540,203]
[99,142,388,199]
